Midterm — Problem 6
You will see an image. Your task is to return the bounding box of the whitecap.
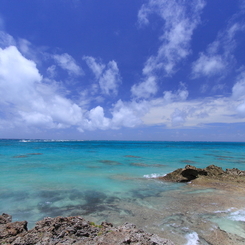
[19,139,31,142]
[185,232,200,245]
[229,210,245,222]
[143,173,166,178]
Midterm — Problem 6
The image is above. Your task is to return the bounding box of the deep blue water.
[1,140,245,243]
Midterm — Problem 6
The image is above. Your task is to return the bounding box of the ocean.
[1,139,245,244]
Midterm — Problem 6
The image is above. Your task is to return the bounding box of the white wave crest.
[143,173,166,178]
[19,139,84,142]
[229,210,245,222]
[185,232,199,245]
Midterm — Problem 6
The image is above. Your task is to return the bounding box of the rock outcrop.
[158,164,245,183]
[0,213,174,245]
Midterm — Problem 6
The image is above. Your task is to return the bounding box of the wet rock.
[0,214,174,245]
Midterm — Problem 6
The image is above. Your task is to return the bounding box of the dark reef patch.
[130,162,166,167]
[27,153,43,155]
[130,162,148,167]
[99,160,121,165]
[13,155,28,158]
[0,191,30,202]
[124,155,141,158]
[34,189,122,218]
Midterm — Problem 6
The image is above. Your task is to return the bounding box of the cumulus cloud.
[111,100,149,128]
[138,0,205,76]
[84,56,121,96]
[0,43,148,133]
[0,43,244,133]
[0,46,42,105]
[131,76,158,99]
[0,46,85,129]
[81,106,110,131]
[53,53,83,76]
[78,99,149,132]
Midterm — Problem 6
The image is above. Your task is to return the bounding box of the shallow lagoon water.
[1,140,245,244]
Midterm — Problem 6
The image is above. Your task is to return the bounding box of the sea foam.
[143,173,166,178]
[185,232,200,245]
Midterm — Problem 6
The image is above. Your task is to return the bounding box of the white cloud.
[192,20,245,78]
[78,99,149,131]
[47,65,57,78]
[236,101,245,117]
[171,108,186,127]
[99,61,121,96]
[0,44,244,134]
[53,53,83,76]
[192,54,226,78]
[83,56,105,79]
[163,82,189,103]
[232,72,245,100]
[81,106,110,131]
[142,96,240,128]
[0,46,85,130]
[131,76,158,99]
[0,44,148,133]
[0,31,16,48]
[0,46,42,106]
[232,72,245,117]
[18,38,32,56]
[138,0,205,76]
[84,56,121,96]
[111,100,149,128]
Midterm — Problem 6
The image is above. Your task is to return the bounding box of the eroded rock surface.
[158,164,245,183]
[0,213,174,245]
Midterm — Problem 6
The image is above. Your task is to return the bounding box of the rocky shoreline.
[2,165,245,245]
[0,213,174,245]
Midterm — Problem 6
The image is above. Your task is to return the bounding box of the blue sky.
[0,0,245,141]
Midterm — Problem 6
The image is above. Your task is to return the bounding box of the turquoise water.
[1,140,245,244]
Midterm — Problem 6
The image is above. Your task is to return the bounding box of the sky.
[0,0,245,141]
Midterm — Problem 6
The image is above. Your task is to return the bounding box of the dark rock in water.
[0,214,174,245]
[158,164,245,185]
